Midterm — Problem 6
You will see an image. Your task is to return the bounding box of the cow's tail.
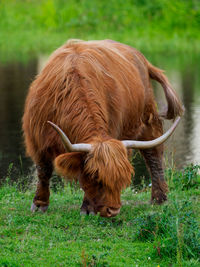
[147,61,184,120]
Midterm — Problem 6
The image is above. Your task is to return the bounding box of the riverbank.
[0,165,199,266]
[1,0,200,63]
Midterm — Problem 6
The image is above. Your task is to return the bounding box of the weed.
[81,250,109,267]
[166,164,200,190]
[176,219,184,267]
[5,163,13,184]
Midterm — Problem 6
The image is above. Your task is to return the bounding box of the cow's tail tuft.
[147,62,184,120]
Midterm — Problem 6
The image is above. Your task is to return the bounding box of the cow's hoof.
[80,208,96,216]
[80,210,87,216]
[31,203,38,212]
[151,194,167,205]
[39,205,48,213]
[31,203,48,213]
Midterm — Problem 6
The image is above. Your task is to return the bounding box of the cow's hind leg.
[139,118,168,204]
[31,160,53,212]
[140,147,168,204]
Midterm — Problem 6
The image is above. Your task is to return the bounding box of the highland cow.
[22,40,183,217]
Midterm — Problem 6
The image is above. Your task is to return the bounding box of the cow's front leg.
[31,162,53,212]
[140,146,168,204]
[80,194,95,215]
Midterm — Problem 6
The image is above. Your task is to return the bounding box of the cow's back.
[22,40,147,163]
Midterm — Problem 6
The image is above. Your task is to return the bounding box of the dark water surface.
[0,53,200,183]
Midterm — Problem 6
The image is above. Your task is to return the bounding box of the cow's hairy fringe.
[84,139,134,192]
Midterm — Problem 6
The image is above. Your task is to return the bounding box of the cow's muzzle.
[99,206,121,217]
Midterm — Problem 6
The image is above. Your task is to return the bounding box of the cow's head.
[48,117,181,217]
[54,139,133,217]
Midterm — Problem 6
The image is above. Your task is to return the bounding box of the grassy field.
[0,0,200,62]
[0,165,199,266]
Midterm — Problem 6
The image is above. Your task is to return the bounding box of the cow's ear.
[54,152,84,180]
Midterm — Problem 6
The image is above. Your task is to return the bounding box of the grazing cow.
[22,40,183,217]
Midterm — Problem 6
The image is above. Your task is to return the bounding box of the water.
[0,60,37,180]
[0,53,200,183]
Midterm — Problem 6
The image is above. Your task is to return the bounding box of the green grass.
[1,0,200,62]
[0,165,199,266]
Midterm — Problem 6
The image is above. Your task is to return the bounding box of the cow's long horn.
[47,121,92,152]
[122,116,181,149]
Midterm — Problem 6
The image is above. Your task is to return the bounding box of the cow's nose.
[106,207,120,217]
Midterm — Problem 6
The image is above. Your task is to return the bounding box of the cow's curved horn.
[122,116,181,149]
[47,121,92,152]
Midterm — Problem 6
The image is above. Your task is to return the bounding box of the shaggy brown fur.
[22,39,183,217]
[84,139,133,192]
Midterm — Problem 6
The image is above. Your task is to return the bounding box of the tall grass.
[0,0,200,62]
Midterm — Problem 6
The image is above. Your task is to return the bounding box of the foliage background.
[0,0,200,61]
